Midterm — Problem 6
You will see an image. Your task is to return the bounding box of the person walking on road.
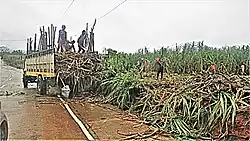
[57,25,68,52]
[77,30,87,53]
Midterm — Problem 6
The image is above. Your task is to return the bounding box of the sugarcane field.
[0,1,250,141]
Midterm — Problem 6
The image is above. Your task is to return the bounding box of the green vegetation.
[1,50,25,69]
[103,42,250,74]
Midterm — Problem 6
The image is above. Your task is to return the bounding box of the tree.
[107,48,117,55]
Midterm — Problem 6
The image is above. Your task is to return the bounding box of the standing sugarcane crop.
[138,58,144,79]
[138,58,151,78]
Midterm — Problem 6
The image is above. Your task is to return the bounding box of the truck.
[23,47,57,95]
[22,22,97,98]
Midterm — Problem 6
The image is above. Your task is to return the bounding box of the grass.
[1,54,25,69]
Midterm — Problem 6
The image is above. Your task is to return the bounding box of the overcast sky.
[0,0,249,52]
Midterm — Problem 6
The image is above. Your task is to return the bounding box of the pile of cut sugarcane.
[128,73,250,139]
[55,51,102,97]
[100,72,250,140]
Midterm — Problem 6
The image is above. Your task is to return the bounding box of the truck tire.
[41,79,48,95]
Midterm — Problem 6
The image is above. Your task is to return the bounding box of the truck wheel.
[41,79,47,95]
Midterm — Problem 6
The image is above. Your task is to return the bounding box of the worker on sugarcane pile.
[65,40,76,52]
[57,25,68,52]
[155,57,164,79]
[209,63,216,74]
[77,30,87,53]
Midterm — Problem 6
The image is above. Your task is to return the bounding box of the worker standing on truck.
[57,25,67,52]
[77,30,87,53]
[155,58,164,79]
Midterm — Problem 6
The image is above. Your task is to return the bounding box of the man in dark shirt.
[77,30,87,53]
[155,58,164,79]
[57,25,67,52]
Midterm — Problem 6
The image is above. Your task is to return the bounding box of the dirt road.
[0,60,86,140]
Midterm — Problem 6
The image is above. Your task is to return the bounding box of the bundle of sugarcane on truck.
[22,20,100,98]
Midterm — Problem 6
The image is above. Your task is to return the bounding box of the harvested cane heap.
[55,51,102,97]
[130,73,250,139]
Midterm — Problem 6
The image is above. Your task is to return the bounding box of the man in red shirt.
[210,63,216,74]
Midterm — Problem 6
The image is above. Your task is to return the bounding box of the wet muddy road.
[0,60,86,140]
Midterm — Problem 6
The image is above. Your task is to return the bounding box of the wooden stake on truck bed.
[48,27,51,49]
[42,26,45,50]
[53,26,57,49]
[89,19,96,52]
[34,34,37,52]
[45,32,48,50]
[51,24,53,49]
[38,27,42,51]
[29,37,32,53]
[26,38,29,54]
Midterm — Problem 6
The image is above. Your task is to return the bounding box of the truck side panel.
[25,49,55,78]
